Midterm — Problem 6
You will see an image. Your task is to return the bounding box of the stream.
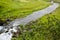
[0,3,59,40]
[9,3,59,27]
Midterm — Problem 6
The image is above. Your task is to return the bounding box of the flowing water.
[8,3,59,27]
[0,30,13,40]
[0,27,17,40]
[0,3,59,40]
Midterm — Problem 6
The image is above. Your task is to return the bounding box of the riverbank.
[12,3,60,40]
[0,0,50,26]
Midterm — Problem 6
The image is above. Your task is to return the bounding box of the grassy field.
[12,1,60,40]
[0,0,50,22]
[12,5,60,40]
[1,0,60,40]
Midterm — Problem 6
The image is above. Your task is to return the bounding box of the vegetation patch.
[12,2,60,40]
[0,0,50,23]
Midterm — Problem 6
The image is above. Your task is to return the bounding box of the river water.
[12,3,59,27]
[0,3,59,40]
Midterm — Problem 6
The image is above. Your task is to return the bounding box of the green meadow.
[0,0,60,40]
[0,0,50,22]
[12,4,60,40]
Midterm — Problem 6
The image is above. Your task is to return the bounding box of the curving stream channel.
[10,3,59,27]
[0,3,59,40]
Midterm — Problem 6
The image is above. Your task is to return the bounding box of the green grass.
[12,3,60,40]
[0,0,50,22]
[1,0,60,40]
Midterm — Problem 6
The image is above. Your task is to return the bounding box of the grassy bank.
[12,2,60,40]
[1,0,60,40]
[0,0,50,22]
